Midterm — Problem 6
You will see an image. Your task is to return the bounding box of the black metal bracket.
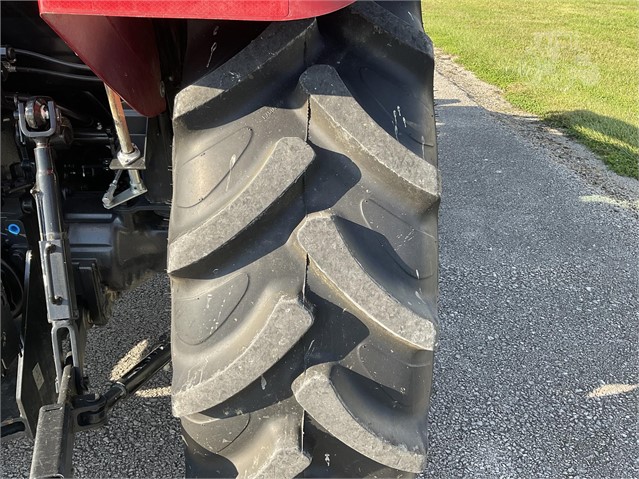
[0,250,58,442]
[29,334,170,479]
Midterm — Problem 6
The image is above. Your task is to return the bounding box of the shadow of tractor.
[545,109,638,178]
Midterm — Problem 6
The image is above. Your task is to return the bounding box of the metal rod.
[104,85,133,154]
[20,99,81,386]
[33,144,64,240]
[113,335,170,399]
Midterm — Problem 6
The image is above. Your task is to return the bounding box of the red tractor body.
[39,0,354,20]
[37,0,354,116]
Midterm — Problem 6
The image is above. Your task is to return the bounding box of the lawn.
[422,0,639,178]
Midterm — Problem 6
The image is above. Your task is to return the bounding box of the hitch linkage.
[17,97,83,390]
[30,335,171,479]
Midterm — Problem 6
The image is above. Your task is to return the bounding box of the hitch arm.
[29,335,170,479]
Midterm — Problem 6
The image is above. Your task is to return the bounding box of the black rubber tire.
[168,3,439,477]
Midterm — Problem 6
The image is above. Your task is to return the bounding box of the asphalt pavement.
[424,70,638,478]
[2,69,637,478]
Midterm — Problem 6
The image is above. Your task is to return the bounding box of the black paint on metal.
[29,334,170,478]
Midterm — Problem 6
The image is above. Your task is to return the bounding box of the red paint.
[38,0,354,21]
[37,1,354,116]
[40,13,166,117]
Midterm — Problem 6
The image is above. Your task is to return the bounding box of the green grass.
[422,0,639,178]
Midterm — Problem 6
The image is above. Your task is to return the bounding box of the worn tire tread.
[169,2,438,477]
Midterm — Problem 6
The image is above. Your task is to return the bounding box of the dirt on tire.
[167,3,439,477]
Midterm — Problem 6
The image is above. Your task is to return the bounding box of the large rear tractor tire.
[168,2,439,477]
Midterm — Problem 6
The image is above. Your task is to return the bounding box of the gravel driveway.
[2,64,637,478]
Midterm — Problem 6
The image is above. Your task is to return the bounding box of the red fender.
[38,1,354,21]
[38,0,354,116]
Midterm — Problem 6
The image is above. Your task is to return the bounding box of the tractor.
[0,1,439,477]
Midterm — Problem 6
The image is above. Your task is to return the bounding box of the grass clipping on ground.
[423,0,639,178]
